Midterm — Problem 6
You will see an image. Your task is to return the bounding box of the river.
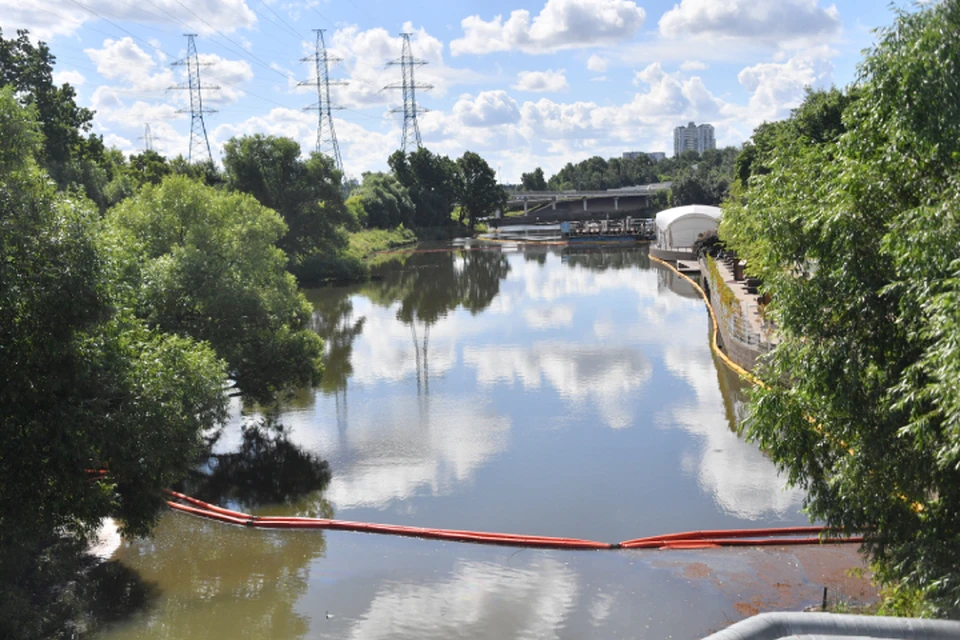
[95,244,872,640]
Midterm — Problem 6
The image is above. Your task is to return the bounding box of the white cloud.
[453,90,522,127]
[738,46,835,121]
[680,60,708,71]
[86,37,155,82]
[53,70,86,87]
[451,0,646,55]
[659,0,841,46]
[587,54,608,73]
[0,0,257,39]
[326,24,491,110]
[513,69,569,93]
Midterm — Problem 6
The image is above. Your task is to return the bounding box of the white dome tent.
[649,205,721,260]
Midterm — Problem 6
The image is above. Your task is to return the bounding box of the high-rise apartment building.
[673,122,716,156]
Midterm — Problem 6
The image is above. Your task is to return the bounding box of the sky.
[2,0,915,182]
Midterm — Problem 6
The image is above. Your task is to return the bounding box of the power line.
[169,34,218,163]
[383,33,432,152]
[299,29,345,172]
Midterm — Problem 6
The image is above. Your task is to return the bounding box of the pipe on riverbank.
[701,612,960,640]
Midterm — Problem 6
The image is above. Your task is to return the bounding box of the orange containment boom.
[164,491,863,551]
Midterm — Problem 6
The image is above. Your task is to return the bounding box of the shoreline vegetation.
[4,2,960,636]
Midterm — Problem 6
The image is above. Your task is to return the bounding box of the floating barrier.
[164,491,862,551]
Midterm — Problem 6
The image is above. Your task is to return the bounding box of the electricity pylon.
[300,29,346,172]
[169,34,219,163]
[383,33,432,152]
[139,123,154,152]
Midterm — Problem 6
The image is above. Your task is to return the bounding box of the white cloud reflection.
[347,558,578,640]
[463,342,651,429]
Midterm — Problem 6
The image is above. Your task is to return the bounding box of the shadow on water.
[0,535,159,640]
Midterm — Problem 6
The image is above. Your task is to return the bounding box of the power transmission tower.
[169,34,219,163]
[383,33,432,152]
[138,123,154,152]
[299,29,346,172]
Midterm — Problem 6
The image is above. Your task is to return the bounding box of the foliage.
[0,89,227,639]
[102,175,324,404]
[350,171,417,229]
[0,29,94,172]
[521,167,547,191]
[222,134,353,260]
[389,147,460,228]
[720,2,960,615]
[456,151,506,229]
[705,255,741,317]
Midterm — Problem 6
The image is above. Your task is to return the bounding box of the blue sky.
[3,0,913,182]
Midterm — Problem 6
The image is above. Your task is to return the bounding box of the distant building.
[622,151,667,162]
[673,122,716,157]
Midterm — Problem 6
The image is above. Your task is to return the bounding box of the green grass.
[347,226,418,261]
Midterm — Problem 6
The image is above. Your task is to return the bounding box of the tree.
[102,175,324,404]
[0,88,229,638]
[222,134,353,262]
[389,147,459,228]
[721,2,960,615]
[128,149,172,187]
[351,171,416,229]
[0,29,94,172]
[521,167,547,191]
[456,151,506,229]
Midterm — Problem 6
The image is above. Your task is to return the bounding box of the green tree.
[128,149,172,187]
[521,167,547,191]
[456,151,506,229]
[0,88,229,638]
[222,135,353,262]
[721,2,960,615]
[351,171,416,229]
[389,147,459,228]
[0,29,94,172]
[103,175,324,404]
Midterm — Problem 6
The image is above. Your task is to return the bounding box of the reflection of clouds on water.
[346,298,459,385]
[463,343,652,429]
[659,341,805,520]
[523,304,574,330]
[346,558,578,640]
[322,395,511,510]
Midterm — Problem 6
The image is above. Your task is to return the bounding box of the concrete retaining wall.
[699,256,764,372]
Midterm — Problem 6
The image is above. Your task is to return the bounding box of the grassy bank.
[347,226,418,260]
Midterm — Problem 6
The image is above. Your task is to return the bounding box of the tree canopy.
[103,174,324,404]
[721,2,960,615]
[0,88,230,637]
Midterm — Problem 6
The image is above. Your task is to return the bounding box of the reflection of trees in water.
[178,418,332,518]
[363,250,512,395]
[1,534,158,640]
[560,247,649,271]
[111,514,327,640]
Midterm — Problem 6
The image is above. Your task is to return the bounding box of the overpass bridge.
[506,182,671,215]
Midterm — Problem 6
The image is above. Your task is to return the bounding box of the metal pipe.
[702,612,960,640]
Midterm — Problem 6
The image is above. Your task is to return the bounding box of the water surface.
[97,245,869,640]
